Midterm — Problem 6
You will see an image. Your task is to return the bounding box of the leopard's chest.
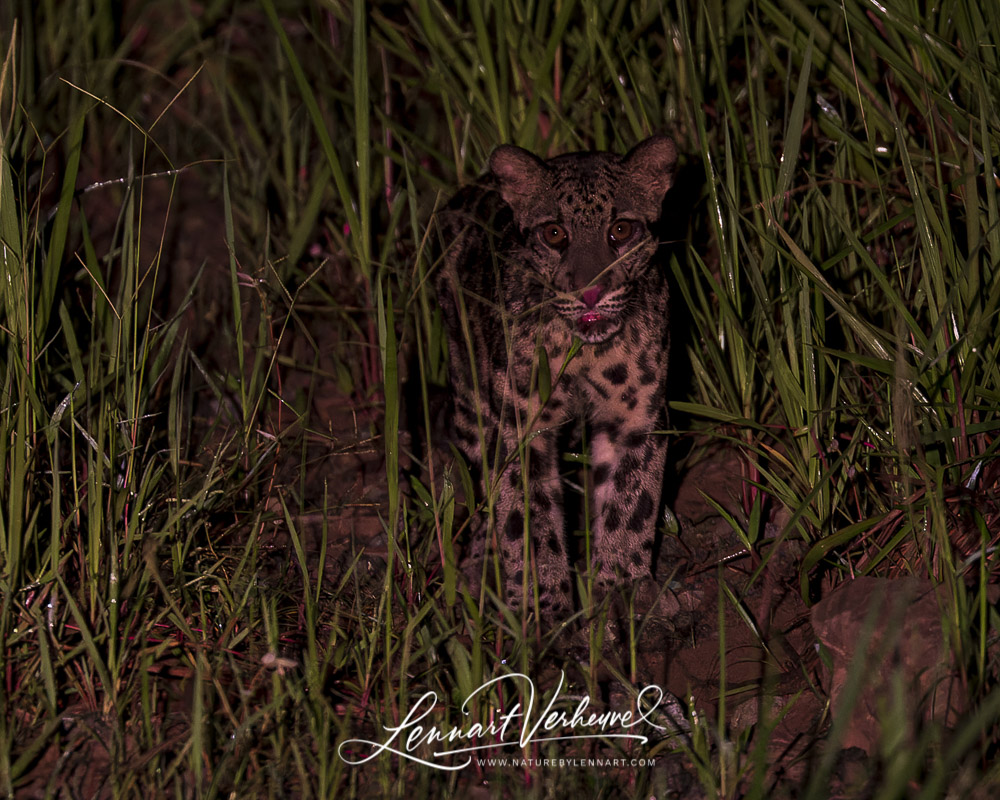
[504,300,667,421]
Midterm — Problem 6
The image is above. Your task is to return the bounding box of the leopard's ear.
[489,145,549,212]
[623,136,677,201]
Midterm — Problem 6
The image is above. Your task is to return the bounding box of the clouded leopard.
[437,136,676,620]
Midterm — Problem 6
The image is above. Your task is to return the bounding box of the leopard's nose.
[581,285,604,308]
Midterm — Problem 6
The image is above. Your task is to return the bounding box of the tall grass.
[1,0,999,796]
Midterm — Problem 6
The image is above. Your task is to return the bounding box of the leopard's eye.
[539,223,568,249]
[608,219,635,244]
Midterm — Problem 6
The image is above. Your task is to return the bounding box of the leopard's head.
[490,136,676,343]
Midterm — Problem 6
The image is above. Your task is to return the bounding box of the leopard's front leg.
[490,426,572,619]
[586,357,668,593]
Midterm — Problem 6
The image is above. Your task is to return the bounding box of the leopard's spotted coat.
[437,136,677,619]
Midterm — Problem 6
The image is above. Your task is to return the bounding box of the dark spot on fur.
[638,355,658,385]
[639,445,658,468]
[514,375,533,396]
[548,533,561,553]
[646,382,666,414]
[605,503,622,531]
[491,346,507,372]
[626,490,655,532]
[624,430,647,449]
[636,350,650,373]
[593,462,611,486]
[560,580,571,594]
[585,374,610,400]
[506,510,524,541]
[631,551,645,566]
[528,451,548,479]
[594,339,616,357]
[614,453,642,491]
[602,363,628,385]
[533,491,552,511]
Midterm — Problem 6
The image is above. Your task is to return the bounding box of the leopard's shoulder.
[438,177,511,249]
[435,176,522,319]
